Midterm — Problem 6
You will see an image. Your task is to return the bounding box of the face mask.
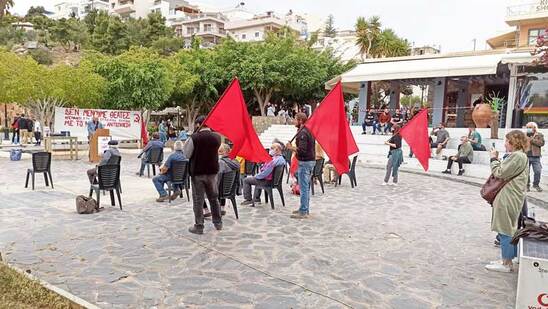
[269,150,276,156]
[527,128,533,134]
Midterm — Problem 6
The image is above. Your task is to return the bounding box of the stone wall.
[252,116,288,135]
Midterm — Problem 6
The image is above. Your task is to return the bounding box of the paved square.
[0,152,533,308]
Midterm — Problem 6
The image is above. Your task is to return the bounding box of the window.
[203,24,212,32]
[255,31,260,38]
[187,27,195,35]
[528,28,546,46]
[241,33,247,40]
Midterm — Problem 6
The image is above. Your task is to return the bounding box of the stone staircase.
[259,125,548,182]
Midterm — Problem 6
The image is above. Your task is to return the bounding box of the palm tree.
[355,16,381,60]
[370,29,410,58]
[0,0,14,18]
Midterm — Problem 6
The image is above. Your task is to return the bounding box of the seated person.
[203,143,241,217]
[361,110,377,135]
[430,122,450,158]
[442,136,474,176]
[137,132,164,176]
[152,141,188,202]
[240,143,286,205]
[87,140,120,184]
[323,160,338,184]
[468,126,485,151]
[177,127,189,142]
[391,109,404,128]
[377,108,392,135]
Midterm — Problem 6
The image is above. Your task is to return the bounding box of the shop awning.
[328,52,534,93]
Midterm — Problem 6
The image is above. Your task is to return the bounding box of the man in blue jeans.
[286,112,316,219]
[152,141,187,202]
[137,132,164,177]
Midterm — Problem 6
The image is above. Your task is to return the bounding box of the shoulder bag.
[480,161,527,205]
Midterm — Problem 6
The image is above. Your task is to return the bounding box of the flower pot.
[472,103,493,128]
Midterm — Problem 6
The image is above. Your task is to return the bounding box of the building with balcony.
[488,0,548,49]
[53,0,110,19]
[225,11,304,42]
[172,12,228,48]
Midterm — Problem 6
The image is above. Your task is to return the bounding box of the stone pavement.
[1,153,546,308]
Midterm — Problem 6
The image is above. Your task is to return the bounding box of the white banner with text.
[54,107,142,140]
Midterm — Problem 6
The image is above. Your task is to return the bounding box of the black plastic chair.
[145,148,163,178]
[253,165,285,209]
[244,161,257,176]
[218,169,239,219]
[25,152,53,190]
[167,160,190,203]
[310,158,325,195]
[282,149,293,183]
[89,164,122,210]
[337,156,358,188]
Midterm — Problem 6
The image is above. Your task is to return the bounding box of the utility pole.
[472,38,477,51]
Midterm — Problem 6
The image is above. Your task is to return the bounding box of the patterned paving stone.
[1,154,545,308]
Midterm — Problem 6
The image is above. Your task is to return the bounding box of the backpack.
[76,195,99,214]
[9,149,22,161]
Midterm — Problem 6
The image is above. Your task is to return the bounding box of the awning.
[328,52,534,93]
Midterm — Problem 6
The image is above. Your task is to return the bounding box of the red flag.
[400,109,430,171]
[304,82,359,174]
[204,78,271,163]
[141,117,149,146]
[289,154,298,177]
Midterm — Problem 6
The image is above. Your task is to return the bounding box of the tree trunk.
[184,98,200,132]
[28,97,64,135]
[253,88,272,117]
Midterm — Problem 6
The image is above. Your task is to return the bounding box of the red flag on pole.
[141,117,149,146]
[204,78,271,163]
[400,109,430,171]
[304,82,359,175]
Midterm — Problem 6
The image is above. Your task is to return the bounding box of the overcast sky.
[12,0,514,52]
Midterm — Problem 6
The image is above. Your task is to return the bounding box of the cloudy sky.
[12,0,514,52]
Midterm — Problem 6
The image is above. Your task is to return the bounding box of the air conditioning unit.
[515,238,548,309]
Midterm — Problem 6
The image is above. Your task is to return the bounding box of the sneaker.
[457,169,465,176]
[485,263,512,273]
[290,213,309,219]
[392,183,398,187]
[292,210,301,214]
[188,226,204,235]
[214,223,223,231]
[169,190,181,201]
[240,200,253,206]
[361,132,366,135]
[442,170,451,174]
[490,258,519,265]
[533,186,543,192]
[156,195,169,202]
[381,182,388,186]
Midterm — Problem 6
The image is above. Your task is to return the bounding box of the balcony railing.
[507,1,548,18]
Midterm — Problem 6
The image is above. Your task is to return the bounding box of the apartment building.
[53,0,110,19]
[488,0,548,49]
[225,11,304,42]
[172,12,228,48]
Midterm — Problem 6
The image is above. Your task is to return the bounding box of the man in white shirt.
[32,116,42,146]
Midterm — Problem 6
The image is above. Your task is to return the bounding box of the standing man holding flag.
[286,113,316,219]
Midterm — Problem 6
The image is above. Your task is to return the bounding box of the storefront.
[328,51,548,128]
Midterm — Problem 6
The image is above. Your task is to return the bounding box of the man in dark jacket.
[286,112,315,219]
[136,132,164,177]
[526,122,545,192]
[184,116,222,234]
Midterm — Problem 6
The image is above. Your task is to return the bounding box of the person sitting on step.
[442,135,474,176]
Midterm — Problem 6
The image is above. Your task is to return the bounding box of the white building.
[312,30,362,62]
[172,12,227,48]
[225,11,304,42]
[53,0,110,19]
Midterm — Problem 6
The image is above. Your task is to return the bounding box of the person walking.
[18,114,30,144]
[382,125,403,186]
[485,130,529,273]
[11,114,20,144]
[286,112,315,219]
[32,116,42,146]
[525,122,545,192]
[184,116,222,234]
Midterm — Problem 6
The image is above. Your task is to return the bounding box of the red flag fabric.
[204,78,271,163]
[400,109,430,171]
[141,117,149,146]
[289,154,298,177]
[304,82,359,175]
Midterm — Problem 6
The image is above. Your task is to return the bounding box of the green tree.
[0,0,14,18]
[324,14,337,38]
[87,47,174,113]
[144,12,172,46]
[50,18,89,52]
[152,37,183,56]
[172,45,221,128]
[400,95,422,107]
[355,16,381,60]
[29,48,53,65]
[26,6,48,18]
[371,28,409,58]
[91,12,129,54]
[83,8,99,35]
[126,17,147,47]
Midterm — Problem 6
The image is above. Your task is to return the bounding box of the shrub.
[29,48,53,65]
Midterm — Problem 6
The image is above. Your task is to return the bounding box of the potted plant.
[485,92,505,139]
[472,98,492,128]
